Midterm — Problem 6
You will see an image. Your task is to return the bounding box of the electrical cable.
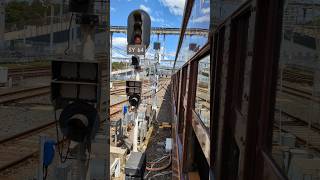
[43,165,48,180]
[54,109,71,163]
[146,155,170,165]
[149,171,172,179]
[54,109,63,161]
[146,155,172,171]
[64,13,74,55]
[54,110,92,164]
[61,140,71,163]
[144,154,172,179]
[144,154,169,179]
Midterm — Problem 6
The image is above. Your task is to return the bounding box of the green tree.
[112,62,128,71]
[5,0,49,29]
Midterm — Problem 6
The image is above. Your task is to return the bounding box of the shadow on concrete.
[156,83,172,123]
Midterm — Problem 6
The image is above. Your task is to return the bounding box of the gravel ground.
[17,94,51,105]
[0,156,39,180]
[0,76,50,94]
[0,105,54,141]
[110,95,127,105]
[0,76,53,179]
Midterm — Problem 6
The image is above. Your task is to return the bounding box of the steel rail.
[0,86,50,104]
[0,100,128,173]
[0,80,166,173]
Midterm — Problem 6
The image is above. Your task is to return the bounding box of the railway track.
[281,67,313,85]
[110,88,126,95]
[276,66,317,100]
[0,79,169,173]
[0,99,128,173]
[275,110,320,153]
[275,69,320,152]
[0,86,50,104]
[0,86,128,105]
[277,82,320,104]
[8,67,51,79]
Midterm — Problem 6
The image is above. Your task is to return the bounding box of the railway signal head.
[131,55,140,70]
[126,80,142,108]
[127,10,151,48]
[51,59,100,144]
[153,42,161,50]
[59,101,99,142]
[131,56,139,66]
[129,94,141,107]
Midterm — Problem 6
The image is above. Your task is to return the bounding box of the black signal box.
[126,81,142,96]
[51,59,101,108]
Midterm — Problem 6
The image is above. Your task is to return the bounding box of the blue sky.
[111,0,185,27]
[110,0,186,62]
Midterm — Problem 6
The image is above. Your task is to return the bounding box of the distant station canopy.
[127,9,151,48]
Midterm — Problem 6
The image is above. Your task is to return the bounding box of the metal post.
[60,0,63,29]
[50,5,54,54]
[72,20,77,52]
[69,17,73,53]
[126,63,128,78]
[37,136,46,180]
[119,118,123,139]
[59,0,64,23]
[162,34,165,62]
[0,1,5,50]
[133,112,139,152]
[110,32,113,74]
[70,1,98,179]
[105,0,111,179]
[23,26,26,46]
[81,21,95,60]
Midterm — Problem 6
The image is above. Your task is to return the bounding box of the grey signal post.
[49,0,110,180]
[126,9,151,152]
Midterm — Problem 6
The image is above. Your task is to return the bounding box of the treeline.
[112,62,129,71]
[6,1,48,25]
[5,0,63,29]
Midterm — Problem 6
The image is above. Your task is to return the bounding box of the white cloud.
[111,7,116,12]
[112,50,127,59]
[112,37,127,47]
[201,7,210,14]
[191,15,210,23]
[159,0,186,16]
[150,16,165,23]
[139,4,151,13]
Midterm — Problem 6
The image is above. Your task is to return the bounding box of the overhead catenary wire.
[64,13,74,55]
[54,109,72,163]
